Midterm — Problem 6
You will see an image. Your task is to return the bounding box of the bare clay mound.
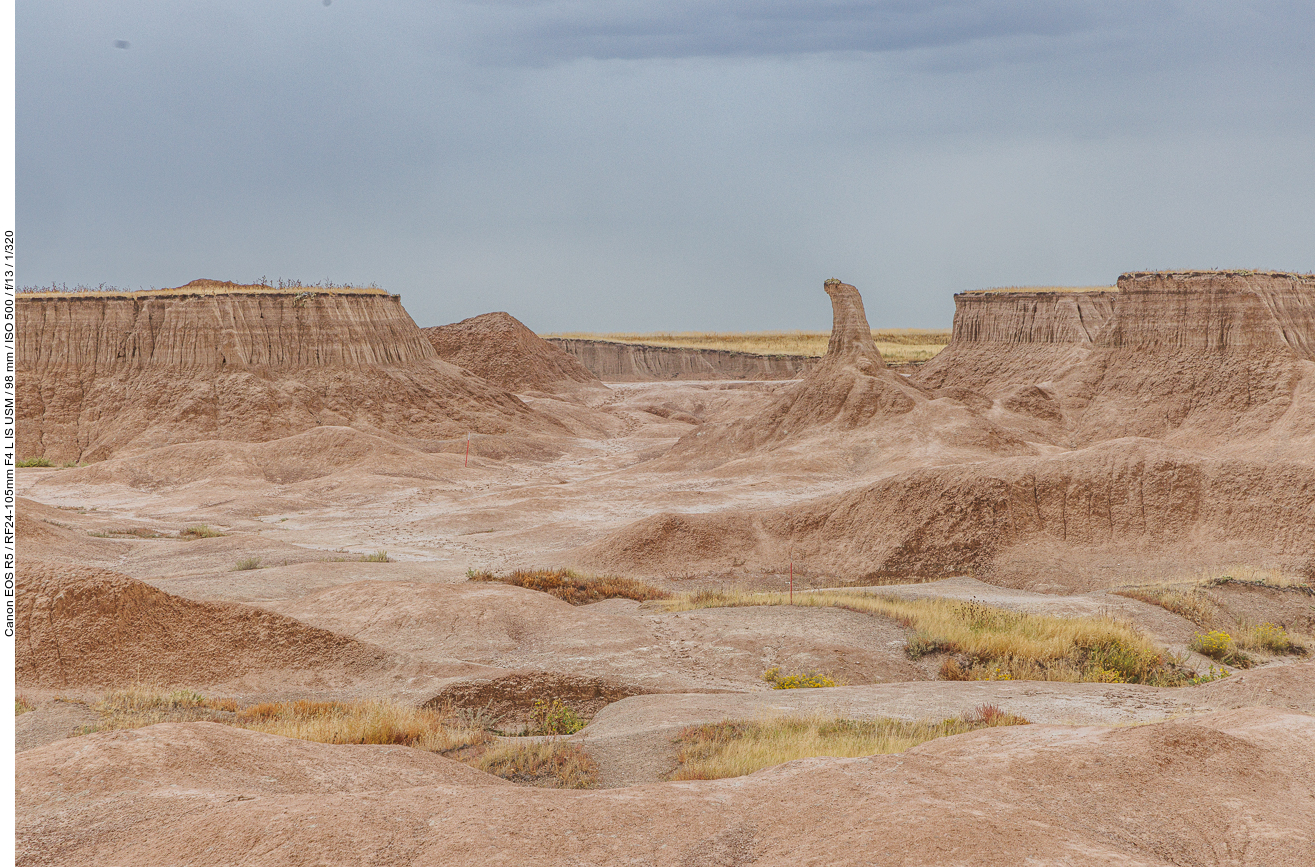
[14,561,428,691]
[17,708,1315,866]
[660,280,1028,472]
[422,311,601,393]
[17,282,563,463]
[581,438,1315,588]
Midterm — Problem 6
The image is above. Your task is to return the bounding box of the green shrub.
[529,699,586,735]
[761,667,838,689]
[363,551,389,562]
[16,457,53,468]
[1190,630,1253,667]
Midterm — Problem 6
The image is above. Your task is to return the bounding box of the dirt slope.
[17,287,560,462]
[582,438,1315,587]
[422,311,601,393]
[17,708,1315,866]
[13,561,446,690]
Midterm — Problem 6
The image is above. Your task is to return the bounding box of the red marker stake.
[789,546,794,605]
[465,433,470,468]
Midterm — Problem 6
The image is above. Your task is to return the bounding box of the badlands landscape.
[14,272,1315,865]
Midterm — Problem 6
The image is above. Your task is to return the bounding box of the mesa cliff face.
[547,339,815,381]
[18,289,555,462]
[915,272,1315,449]
[915,290,1115,393]
[1108,271,1315,355]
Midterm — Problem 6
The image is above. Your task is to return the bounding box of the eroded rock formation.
[660,279,1020,469]
[17,286,558,462]
[915,289,1115,393]
[915,271,1315,451]
[585,271,1315,585]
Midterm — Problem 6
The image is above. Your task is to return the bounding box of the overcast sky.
[17,1,1315,331]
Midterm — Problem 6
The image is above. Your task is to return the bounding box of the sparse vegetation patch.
[363,550,390,562]
[16,457,54,467]
[666,590,1189,685]
[476,740,599,789]
[235,699,490,752]
[233,557,262,571]
[1113,584,1221,628]
[180,524,225,539]
[1189,630,1253,667]
[1235,623,1307,656]
[468,568,671,604]
[669,705,1030,781]
[761,667,839,689]
[527,698,587,735]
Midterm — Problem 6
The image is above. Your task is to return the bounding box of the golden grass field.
[545,329,953,362]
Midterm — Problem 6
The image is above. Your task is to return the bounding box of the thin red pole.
[789,545,793,604]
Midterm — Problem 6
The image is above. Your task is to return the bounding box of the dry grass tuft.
[468,568,671,605]
[233,556,262,571]
[16,696,35,715]
[670,705,1029,781]
[78,690,612,787]
[665,589,1186,685]
[180,524,225,539]
[234,699,490,752]
[1234,623,1308,656]
[476,740,599,788]
[363,550,390,562]
[1204,567,1314,594]
[82,687,240,733]
[1112,584,1221,628]
[545,329,951,362]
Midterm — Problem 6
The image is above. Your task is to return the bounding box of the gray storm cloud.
[17,1,1315,330]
